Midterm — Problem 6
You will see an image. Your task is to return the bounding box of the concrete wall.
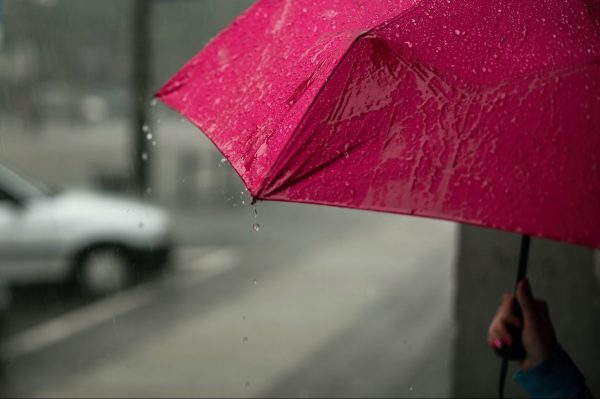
[453,225,600,398]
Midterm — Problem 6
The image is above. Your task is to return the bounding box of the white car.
[0,163,172,296]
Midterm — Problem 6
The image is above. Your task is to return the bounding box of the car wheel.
[77,246,133,297]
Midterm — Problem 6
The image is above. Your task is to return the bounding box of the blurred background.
[1,2,600,399]
[0,1,458,397]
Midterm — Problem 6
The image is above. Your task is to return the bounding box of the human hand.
[488,279,557,370]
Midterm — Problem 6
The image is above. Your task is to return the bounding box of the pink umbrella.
[158,0,600,392]
[158,0,600,250]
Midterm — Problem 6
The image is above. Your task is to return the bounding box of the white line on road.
[0,246,239,362]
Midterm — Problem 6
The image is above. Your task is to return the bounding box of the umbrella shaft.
[515,235,531,289]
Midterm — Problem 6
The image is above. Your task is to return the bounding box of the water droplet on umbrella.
[252,223,260,232]
[454,29,461,35]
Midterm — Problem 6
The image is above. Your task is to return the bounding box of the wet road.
[0,203,457,398]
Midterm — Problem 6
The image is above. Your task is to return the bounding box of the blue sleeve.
[513,345,592,399]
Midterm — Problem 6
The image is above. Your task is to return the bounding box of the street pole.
[0,0,5,49]
[132,0,152,196]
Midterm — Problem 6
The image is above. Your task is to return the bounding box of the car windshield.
[0,163,47,199]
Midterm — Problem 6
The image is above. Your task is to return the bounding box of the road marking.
[0,246,239,362]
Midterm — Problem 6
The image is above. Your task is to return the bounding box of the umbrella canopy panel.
[159,0,600,249]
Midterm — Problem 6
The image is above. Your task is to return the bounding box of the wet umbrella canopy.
[158,0,600,249]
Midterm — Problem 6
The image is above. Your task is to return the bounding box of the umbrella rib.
[262,133,377,198]
[257,2,426,199]
[256,33,368,198]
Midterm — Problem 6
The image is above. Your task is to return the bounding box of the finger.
[535,300,553,326]
[498,293,515,317]
[501,312,523,329]
[516,278,536,320]
[488,320,512,347]
[535,300,549,316]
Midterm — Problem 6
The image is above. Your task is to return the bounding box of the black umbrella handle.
[495,235,531,399]
[494,234,530,361]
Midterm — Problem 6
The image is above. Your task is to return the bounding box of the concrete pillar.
[453,225,600,397]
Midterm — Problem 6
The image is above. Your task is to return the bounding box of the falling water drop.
[252,223,260,232]
[252,205,258,219]
[150,98,158,107]
[142,124,150,133]
[146,133,153,140]
[141,152,148,161]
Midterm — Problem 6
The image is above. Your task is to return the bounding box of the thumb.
[516,279,536,319]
